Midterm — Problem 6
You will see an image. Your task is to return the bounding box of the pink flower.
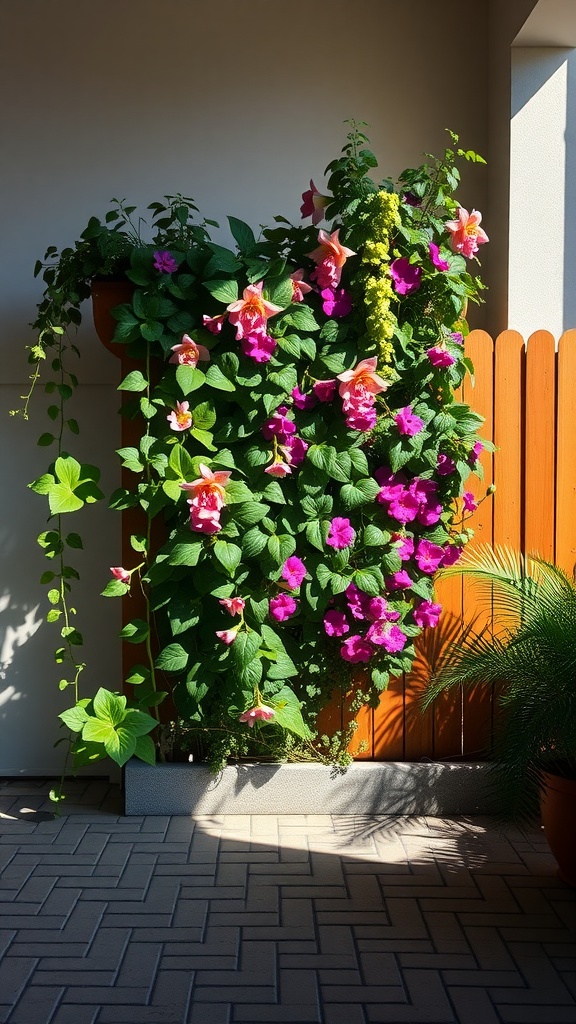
[269,594,298,622]
[346,583,370,621]
[167,401,193,432]
[366,621,407,652]
[291,386,317,411]
[227,281,283,340]
[365,597,389,622]
[300,180,331,225]
[326,517,355,549]
[445,207,489,259]
[169,334,211,366]
[110,566,130,584]
[413,601,442,629]
[264,459,292,477]
[469,441,484,466]
[415,539,445,574]
[375,467,407,502]
[390,257,422,296]
[219,597,245,616]
[282,556,307,589]
[321,287,353,318]
[308,229,356,289]
[202,314,226,335]
[290,270,313,302]
[313,379,337,403]
[427,345,456,368]
[323,610,350,637]
[437,453,456,476]
[462,491,478,512]
[239,704,275,727]
[340,635,373,663]
[216,629,238,645]
[394,406,425,437]
[346,405,377,432]
[153,250,178,273]
[181,464,231,534]
[450,331,464,344]
[428,242,450,272]
[337,357,389,401]
[262,407,297,444]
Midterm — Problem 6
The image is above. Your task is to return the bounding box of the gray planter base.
[124,760,498,816]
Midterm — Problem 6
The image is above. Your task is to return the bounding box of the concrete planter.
[124,759,498,816]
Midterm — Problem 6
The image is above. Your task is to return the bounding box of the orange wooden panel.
[462,331,495,757]
[431,576,464,759]
[373,674,405,760]
[525,331,556,560]
[555,331,576,576]
[494,331,525,552]
[315,687,343,741]
[343,671,373,759]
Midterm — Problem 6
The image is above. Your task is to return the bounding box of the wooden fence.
[318,329,576,761]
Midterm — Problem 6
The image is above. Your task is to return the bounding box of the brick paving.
[0,778,574,1024]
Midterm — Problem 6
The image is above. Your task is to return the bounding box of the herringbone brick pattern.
[0,779,574,1023]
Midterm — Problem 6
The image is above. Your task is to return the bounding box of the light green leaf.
[205,364,236,392]
[155,643,189,673]
[118,370,149,392]
[176,364,205,396]
[213,540,242,575]
[93,688,127,726]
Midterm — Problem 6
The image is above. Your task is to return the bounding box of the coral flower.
[215,629,238,645]
[300,180,331,225]
[202,313,226,335]
[167,401,193,432]
[290,270,313,302]
[181,464,231,504]
[307,229,356,289]
[169,334,210,366]
[239,705,275,727]
[110,566,130,584]
[337,357,389,400]
[445,207,489,259]
[227,282,283,340]
[219,597,245,616]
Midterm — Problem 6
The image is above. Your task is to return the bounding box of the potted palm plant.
[423,545,576,885]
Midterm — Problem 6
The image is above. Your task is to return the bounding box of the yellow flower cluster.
[355,191,401,364]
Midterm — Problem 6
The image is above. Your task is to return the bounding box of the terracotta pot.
[540,771,576,886]
[91,278,134,354]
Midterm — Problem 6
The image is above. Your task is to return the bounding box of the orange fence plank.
[555,330,576,577]
[461,331,495,757]
[372,675,405,761]
[525,331,556,559]
[494,331,525,552]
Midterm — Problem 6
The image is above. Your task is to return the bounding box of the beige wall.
[1,0,490,773]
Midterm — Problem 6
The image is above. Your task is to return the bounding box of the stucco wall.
[1,0,490,773]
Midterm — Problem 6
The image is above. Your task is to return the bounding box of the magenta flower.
[269,594,298,622]
[281,556,307,589]
[386,570,413,590]
[340,635,373,664]
[393,534,414,561]
[390,257,422,296]
[470,441,484,464]
[345,405,377,432]
[366,621,407,653]
[365,597,389,622]
[321,287,353,318]
[323,610,350,637]
[375,466,407,501]
[462,491,478,512]
[262,407,297,444]
[241,333,277,363]
[153,250,178,273]
[417,503,442,527]
[427,345,456,368]
[415,539,445,574]
[281,436,309,466]
[437,453,456,476]
[387,490,420,524]
[326,517,355,549]
[239,704,275,727]
[313,379,337,403]
[110,566,130,584]
[413,601,442,629]
[402,191,421,207]
[441,544,464,567]
[450,331,464,344]
[394,406,425,437]
[219,597,245,616]
[345,583,371,621]
[215,628,238,645]
[429,242,450,272]
[291,386,317,411]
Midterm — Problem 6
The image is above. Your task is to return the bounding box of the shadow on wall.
[0,588,42,708]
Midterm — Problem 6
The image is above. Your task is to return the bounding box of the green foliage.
[26,127,489,784]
